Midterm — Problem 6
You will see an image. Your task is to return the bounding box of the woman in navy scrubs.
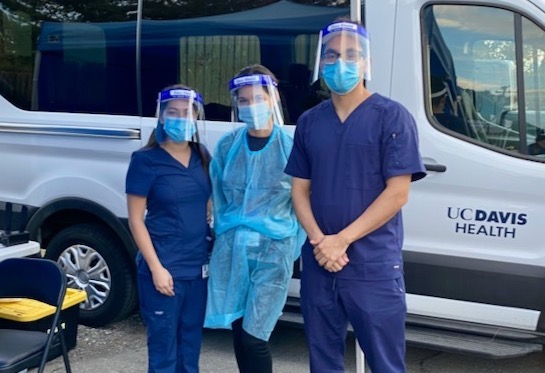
[126,85,211,373]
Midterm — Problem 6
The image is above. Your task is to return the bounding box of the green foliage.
[1,0,294,22]
[292,0,349,6]
[1,0,348,23]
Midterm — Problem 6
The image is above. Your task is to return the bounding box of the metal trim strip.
[0,124,140,139]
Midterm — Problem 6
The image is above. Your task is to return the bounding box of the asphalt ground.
[32,312,545,372]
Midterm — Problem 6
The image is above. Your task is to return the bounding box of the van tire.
[45,223,136,327]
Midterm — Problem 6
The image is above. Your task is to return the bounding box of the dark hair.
[146,83,210,178]
[233,64,278,96]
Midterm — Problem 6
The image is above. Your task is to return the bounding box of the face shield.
[228,74,284,130]
[155,88,204,144]
[312,22,371,95]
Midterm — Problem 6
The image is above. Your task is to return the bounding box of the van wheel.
[45,223,136,327]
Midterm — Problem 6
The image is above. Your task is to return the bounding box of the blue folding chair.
[0,257,72,373]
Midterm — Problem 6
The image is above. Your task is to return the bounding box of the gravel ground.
[29,312,318,373]
[30,313,149,373]
[73,313,147,361]
[29,311,545,373]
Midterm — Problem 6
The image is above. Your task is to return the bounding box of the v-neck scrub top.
[126,145,212,279]
[285,93,426,281]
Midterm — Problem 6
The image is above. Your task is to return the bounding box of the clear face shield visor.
[312,22,371,91]
[155,88,204,144]
[228,74,284,130]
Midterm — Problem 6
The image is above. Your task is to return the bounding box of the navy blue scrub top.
[285,93,426,280]
[126,144,211,279]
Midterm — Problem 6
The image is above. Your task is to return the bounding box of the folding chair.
[0,257,72,373]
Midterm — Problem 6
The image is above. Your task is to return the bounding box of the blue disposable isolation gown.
[204,125,303,341]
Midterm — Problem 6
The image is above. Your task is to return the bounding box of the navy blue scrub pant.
[301,268,407,373]
[138,274,207,373]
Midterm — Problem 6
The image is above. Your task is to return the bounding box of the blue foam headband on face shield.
[321,22,369,42]
[159,88,204,106]
[321,22,369,58]
[228,74,277,92]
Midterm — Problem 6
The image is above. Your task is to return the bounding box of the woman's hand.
[152,266,175,296]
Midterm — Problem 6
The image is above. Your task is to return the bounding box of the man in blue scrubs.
[285,21,426,373]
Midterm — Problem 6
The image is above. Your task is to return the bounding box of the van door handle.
[425,163,447,172]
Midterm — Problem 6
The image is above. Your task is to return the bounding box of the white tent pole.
[356,339,366,373]
[352,1,365,370]
[350,0,362,23]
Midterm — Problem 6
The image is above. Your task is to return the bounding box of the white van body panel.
[0,101,141,217]
[367,0,545,329]
[2,0,545,340]
[406,294,540,331]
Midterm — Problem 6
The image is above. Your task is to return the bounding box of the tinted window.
[140,1,348,123]
[1,1,347,122]
[0,0,138,114]
[423,4,545,158]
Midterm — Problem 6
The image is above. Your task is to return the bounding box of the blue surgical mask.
[322,59,362,95]
[238,102,272,130]
[163,117,197,143]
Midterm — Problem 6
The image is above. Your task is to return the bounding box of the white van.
[1,0,545,357]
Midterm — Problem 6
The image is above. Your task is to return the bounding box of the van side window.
[140,5,335,123]
[281,34,325,121]
[144,34,261,120]
[1,1,348,120]
[0,2,138,114]
[0,9,33,110]
[423,4,545,159]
